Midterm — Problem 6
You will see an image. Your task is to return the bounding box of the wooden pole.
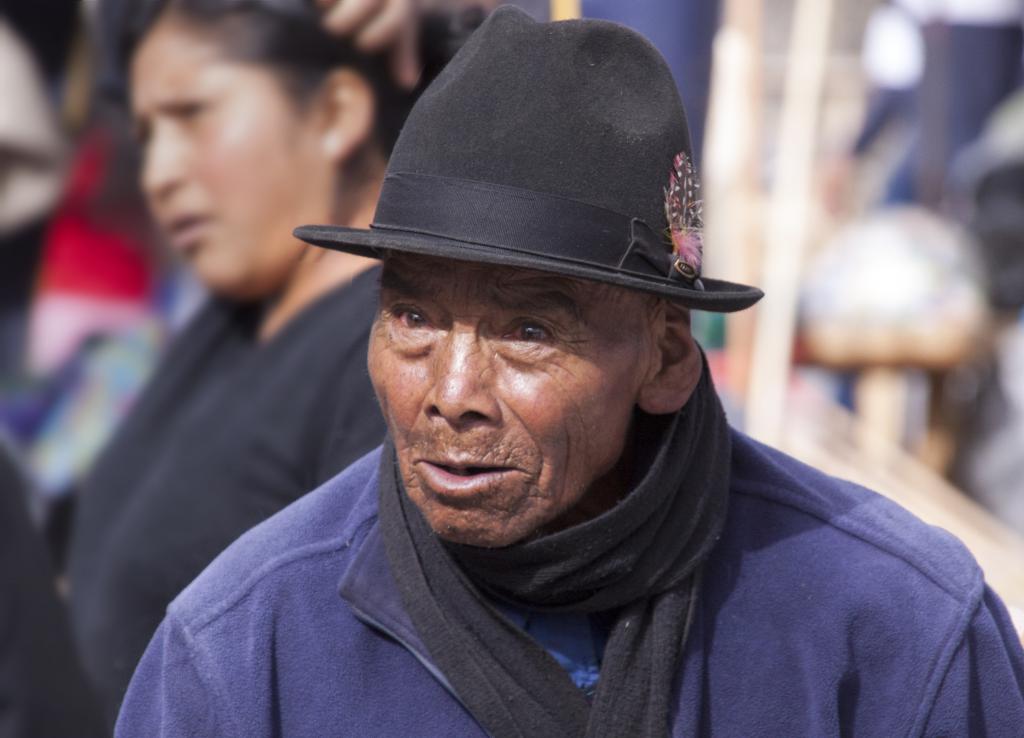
[746,0,835,444]
[550,0,581,21]
[703,0,764,401]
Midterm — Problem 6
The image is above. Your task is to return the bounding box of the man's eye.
[395,308,428,328]
[510,322,550,342]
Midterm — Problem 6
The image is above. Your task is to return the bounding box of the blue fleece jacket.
[116,431,1024,737]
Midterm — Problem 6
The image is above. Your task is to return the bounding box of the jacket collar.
[338,514,461,699]
[338,519,423,650]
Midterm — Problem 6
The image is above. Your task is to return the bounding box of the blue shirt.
[497,606,609,697]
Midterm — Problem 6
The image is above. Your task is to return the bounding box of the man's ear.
[316,68,376,165]
[636,302,702,415]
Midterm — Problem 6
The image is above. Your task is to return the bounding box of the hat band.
[370,172,675,280]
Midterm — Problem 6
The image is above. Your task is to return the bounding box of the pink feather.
[670,230,703,272]
[663,152,704,277]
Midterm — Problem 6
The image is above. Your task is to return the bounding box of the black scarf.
[378,367,730,738]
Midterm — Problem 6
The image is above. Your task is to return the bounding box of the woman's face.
[130,16,338,299]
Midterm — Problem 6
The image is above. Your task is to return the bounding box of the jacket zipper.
[347,603,472,714]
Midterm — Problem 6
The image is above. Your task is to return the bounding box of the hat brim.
[295,224,763,313]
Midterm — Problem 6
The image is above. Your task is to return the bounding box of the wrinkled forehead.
[379,254,623,319]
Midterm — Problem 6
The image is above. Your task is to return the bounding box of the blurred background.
[1,0,1024,733]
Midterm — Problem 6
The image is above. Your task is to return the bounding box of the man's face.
[369,255,664,548]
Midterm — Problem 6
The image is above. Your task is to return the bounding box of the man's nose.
[426,330,501,430]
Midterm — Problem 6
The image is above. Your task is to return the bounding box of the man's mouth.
[415,459,519,499]
[433,463,511,477]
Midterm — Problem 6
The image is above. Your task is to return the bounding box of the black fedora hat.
[295,6,763,312]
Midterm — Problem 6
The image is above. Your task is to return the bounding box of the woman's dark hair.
[118,0,483,156]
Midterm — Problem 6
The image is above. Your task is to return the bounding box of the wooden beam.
[550,0,581,21]
[703,0,763,400]
[746,0,836,444]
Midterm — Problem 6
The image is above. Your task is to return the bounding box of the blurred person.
[67,0,478,725]
[906,0,1023,207]
[24,118,161,381]
[0,1,78,87]
[0,105,205,569]
[1,431,105,738]
[9,125,167,532]
[0,15,68,375]
[822,0,924,211]
[948,91,1024,533]
[117,10,1024,737]
[1,0,185,555]
[956,88,1024,311]
[830,0,1023,211]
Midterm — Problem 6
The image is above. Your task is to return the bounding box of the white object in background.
[863,6,925,90]
[800,207,989,367]
[0,19,66,236]
[898,0,1023,26]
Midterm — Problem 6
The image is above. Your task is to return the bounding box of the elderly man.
[117,7,1024,737]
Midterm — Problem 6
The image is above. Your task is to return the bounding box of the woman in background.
[67,0,478,725]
